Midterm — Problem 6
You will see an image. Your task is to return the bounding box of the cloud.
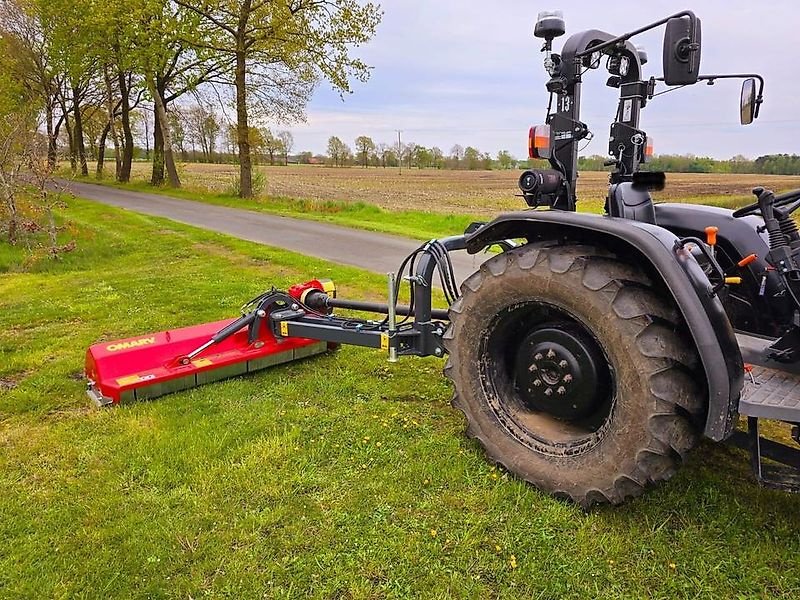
[286,0,799,159]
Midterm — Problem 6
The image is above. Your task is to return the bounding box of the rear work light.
[644,135,654,162]
[529,124,551,159]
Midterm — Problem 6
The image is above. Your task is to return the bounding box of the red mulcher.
[84,279,336,405]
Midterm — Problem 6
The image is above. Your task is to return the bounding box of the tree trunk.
[234,48,252,198]
[2,184,18,245]
[103,66,122,180]
[64,114,76,172]
[117,70,134,182]
[96,122,110,178]
[151,108,165,185]
[72,85,88,176]
[147,74,180,188]
[45,103,57,171]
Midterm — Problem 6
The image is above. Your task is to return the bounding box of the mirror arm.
[575,10,697,58]
[652,73,764,114]
[696,74,765,117]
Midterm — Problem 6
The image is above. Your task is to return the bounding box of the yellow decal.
[320,278,337,298]
[380,333,389,351]
[192,358,213,367]
[116,373,156,386]
[106,337,156,352]
[280,321,289,337]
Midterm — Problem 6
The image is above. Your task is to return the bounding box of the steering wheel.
[733,187,800,218]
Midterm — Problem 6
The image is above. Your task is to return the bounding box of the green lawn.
[1,198,800,598]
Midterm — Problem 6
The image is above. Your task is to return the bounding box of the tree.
[431,146,444,169]
[277,130,293,165]
[32,0,98,177]
[42,0,141,183]
[414,145,432,169]
[0,34,73,257]
[376,143,388,167]
[497,150,515,170]
[341,142,353,166]
[247,127,266,163]
[464,146,480,170]
[355,135,375,168]
[169,107,187,160]
[0,0,65,171]
[185,105,220,162]
[259,128,283,166]
[176,0,381,198]
[81,104,107,160]
[450,144,464,169]
[327,135,345,167]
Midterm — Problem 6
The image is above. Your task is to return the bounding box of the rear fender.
[466,211,743,441]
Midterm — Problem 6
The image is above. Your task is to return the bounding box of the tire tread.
[444,244,704,507]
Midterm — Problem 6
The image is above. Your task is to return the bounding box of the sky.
[285,0,799,160]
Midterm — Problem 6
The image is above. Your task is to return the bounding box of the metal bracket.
[728,418,800,492]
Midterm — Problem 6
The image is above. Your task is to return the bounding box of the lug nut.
[558,360,568,368]
[557,386,567,395]
[547,349,556,359]
[534,353,543,361]
[532,379,542,387]
[528,363,538,371]
[544,387,553,396]
[563,374,573,383]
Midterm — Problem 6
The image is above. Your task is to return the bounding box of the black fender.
[466,210,744,442]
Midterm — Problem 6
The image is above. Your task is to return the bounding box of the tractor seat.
[605,182,656,224]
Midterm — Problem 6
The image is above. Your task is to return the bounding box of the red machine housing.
[85,280,334,405]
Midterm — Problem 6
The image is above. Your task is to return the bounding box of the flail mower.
[86,9,800,506]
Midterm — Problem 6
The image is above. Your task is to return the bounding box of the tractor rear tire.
[443,243,704,507]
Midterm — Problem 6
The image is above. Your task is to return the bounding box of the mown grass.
[2,199,800,598]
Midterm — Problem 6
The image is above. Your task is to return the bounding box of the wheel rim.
[479,301,616,456]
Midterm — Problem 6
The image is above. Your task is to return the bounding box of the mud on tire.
[443,243,705,507]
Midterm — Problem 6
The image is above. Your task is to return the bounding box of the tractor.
[86,9,800,507]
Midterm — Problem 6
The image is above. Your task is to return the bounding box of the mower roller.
[86,8,800,507]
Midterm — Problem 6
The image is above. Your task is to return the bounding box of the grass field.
[2,198,800,597]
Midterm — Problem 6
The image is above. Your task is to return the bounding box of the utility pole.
[396,129,402,175]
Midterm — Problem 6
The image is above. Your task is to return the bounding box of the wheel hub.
[514,325,609,420]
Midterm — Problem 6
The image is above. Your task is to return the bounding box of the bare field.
[126,162,800,216]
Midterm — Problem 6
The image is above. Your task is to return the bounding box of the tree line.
[579,154,800,176]
[0,0,381,198]
[324,137,518,170]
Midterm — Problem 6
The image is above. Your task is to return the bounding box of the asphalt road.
[65,180,489,284]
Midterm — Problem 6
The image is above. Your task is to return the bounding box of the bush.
[227,169,266,197]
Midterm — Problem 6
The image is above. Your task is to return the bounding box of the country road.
[65,180,490,284]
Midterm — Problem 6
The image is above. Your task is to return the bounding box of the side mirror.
[740,77,757,125]
[662,15,702,85]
